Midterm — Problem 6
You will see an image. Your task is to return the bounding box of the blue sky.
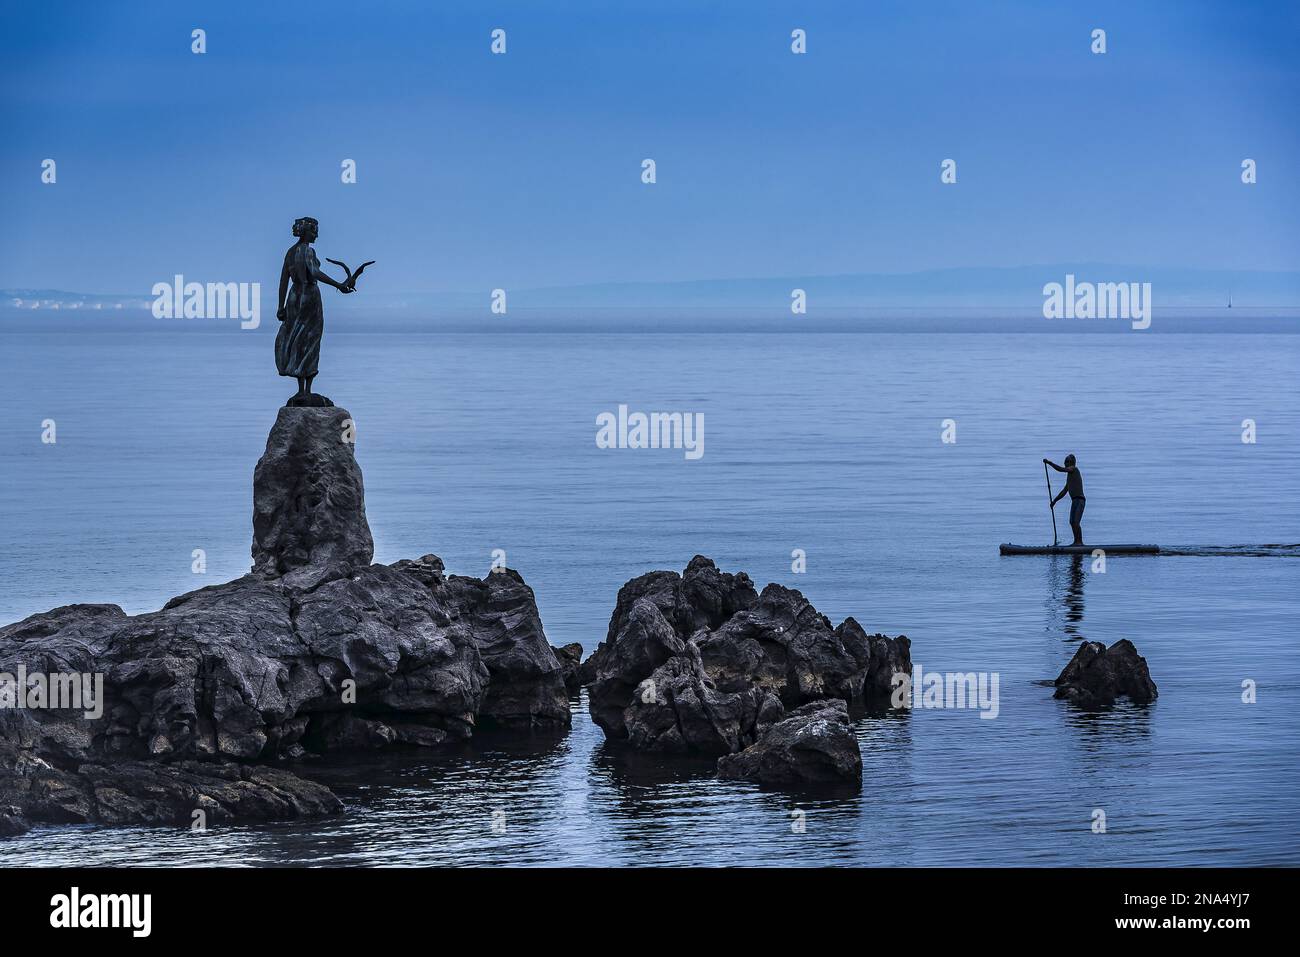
[2,0,1298,295]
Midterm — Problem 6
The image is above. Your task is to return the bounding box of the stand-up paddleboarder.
[1044,455,1085,546]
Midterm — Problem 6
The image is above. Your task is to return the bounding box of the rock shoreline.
[0,407,568,835]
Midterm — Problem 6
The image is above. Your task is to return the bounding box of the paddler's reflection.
[1047,554,1087,639]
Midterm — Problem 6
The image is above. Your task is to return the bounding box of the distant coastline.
[6,263,1300,315]
[2,305,1297,334]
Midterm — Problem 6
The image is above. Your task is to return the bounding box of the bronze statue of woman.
[275,217,355,406]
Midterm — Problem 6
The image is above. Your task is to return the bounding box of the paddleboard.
[999,543,1160,555]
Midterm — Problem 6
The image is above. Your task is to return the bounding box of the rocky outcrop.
[252,406,373,585]
[589,556,909,765]
[0,406,568,835]
[552,643,584,697]
[717,699,862,786]
[1054,639,1158,709]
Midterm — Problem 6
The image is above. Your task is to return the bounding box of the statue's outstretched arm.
[313,260,351,292]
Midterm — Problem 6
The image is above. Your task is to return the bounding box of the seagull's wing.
[324,258,353,282]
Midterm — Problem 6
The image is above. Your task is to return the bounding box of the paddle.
[1043,461,1058,546]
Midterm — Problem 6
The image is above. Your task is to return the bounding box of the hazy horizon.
[6,262,1300,314]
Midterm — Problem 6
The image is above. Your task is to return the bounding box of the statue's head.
[292,217,319,241]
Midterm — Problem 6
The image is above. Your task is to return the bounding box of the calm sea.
[1,327,1297,865]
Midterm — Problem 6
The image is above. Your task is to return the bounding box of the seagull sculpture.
[325,258,376,291]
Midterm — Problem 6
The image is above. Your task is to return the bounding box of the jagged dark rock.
[0,407,568,834]
[717,698,863,786]
[589,556,909,759]
[252,406,372,584]
[1054,638,1158,709]
[552,643,585,696]
[622,644,784,754]
[467,568,570,728]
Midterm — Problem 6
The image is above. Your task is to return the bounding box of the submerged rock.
[0,406,568,834]
[589,556,909,767]
[1054,639,1158,709]
[717,698,863,786]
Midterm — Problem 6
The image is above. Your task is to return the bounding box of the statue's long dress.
[275,244,324,378]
